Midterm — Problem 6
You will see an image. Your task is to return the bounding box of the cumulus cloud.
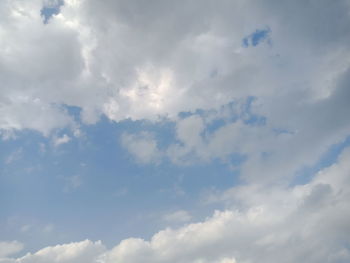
[1,0,349,134]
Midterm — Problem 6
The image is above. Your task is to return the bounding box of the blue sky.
[1,1,350,262]
[0,114,239,252]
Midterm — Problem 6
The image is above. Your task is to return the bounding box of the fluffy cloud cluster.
[1,0,349,131]
[1,0,350,182]
[123,78,350,182]
[2,147,350,263]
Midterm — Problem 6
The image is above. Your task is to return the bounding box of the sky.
[0,0,350,262]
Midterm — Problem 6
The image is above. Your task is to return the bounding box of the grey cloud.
[2,0,350,138]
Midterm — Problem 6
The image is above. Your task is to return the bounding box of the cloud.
[0,1,349,188]
[121,132,162,164]
[53,134,71,147]
[0,241,23,259]
[1,0,348,136]
[3,147,350,263]
[91,147,350,262]
[0,98,75,137]
[0,240,105,263]
[1,1,350,261]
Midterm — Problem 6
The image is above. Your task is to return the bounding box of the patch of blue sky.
[62,104,176,150]
[40,0,64,24]
[0,99,264,252]
[178,99,265,137]
[227,153,248,168]
[0,115,240,251]
[179,101,236,121]
[61,104,81,122]
[272,128,296,135]
[291,135,350,186]
[240,96,266,126]
[242,27,271,47]
[204,118,227,134]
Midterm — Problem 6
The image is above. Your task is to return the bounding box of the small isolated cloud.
[121,132,162,164]
[53,134,71,147]
[0,241,23,258]
[163,210,192,224]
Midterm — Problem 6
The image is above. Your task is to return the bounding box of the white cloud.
[53,134,71,147]
[0,240,105,263]
[121,132,162,164]
[0,97,75,137]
